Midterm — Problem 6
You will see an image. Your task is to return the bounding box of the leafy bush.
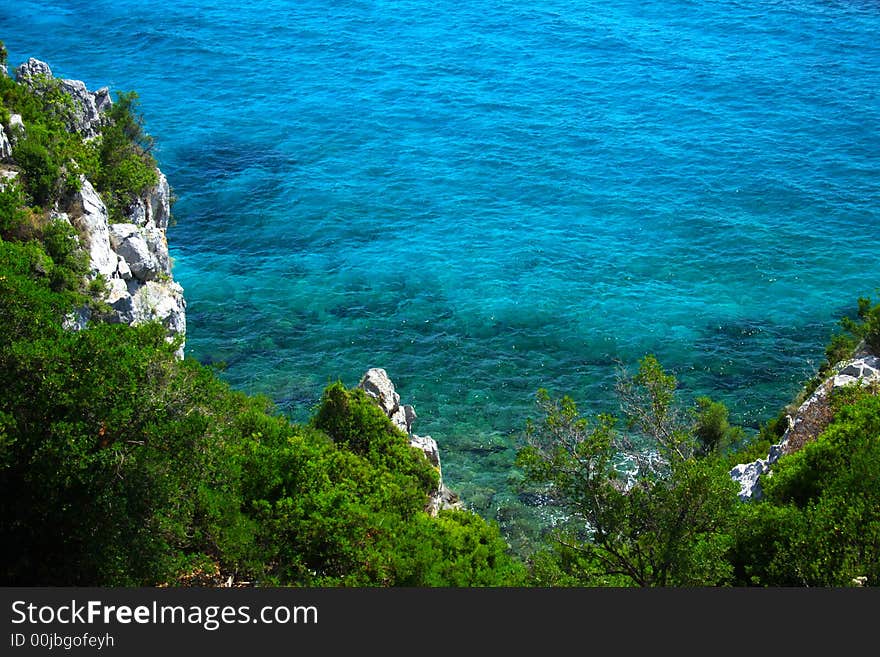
[93,91,158,222]
[517,358,739,587]
[0,183,28,236]
[693,396,745,456]
[730,394,880,586]
[841,296,880,355]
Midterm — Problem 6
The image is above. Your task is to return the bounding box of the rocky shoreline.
[3,56,463,508]
[730,350,880,501]
[2,58,186,355]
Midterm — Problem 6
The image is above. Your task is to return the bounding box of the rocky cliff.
[3,56,464,505]
[730,350,880,501]
[2,58,186,357]
[358,367,462,516]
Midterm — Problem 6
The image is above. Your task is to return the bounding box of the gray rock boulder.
[360,368,403,418]
[410,433,441,470]
[730,459,771,502]
[14,57,52,82]
[58,78,106,138]
[131,280,187,336]
[109,223,164,281]
[105,278,135,323]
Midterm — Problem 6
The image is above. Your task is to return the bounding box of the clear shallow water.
[3,0,879,547]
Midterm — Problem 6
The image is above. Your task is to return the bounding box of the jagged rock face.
[14,57,52,81]
[360,367,403,417]
[359,367,418,435]
[730,354,880,501]
[12,60,188,359]
[0,124,11,160]
[58,79,105,139]
[126,172,172,231]
[0,58,185,357]
[108,223,168,281]
[131,280,187,338]
[358,368,461,516]
[64,173,186,357]
[65,178,118,279]
[15,58,110,138]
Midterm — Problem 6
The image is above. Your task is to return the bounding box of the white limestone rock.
[0,124,11,160]
[14,57,52,82]
[410,433,441,470]
[7,114,24,144]
[126,171,172,230]
[116,254,133,281]
[359,368,402,418]
[357,368,461,516]
[64,177,118,279]
[108,223,164,281]
[59,78,105,138]
[130,280,186,336]
[8,58,185,358]
[730,459,770,502]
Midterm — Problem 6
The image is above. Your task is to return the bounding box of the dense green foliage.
[517,358,740,586]
[0,242,526,586]
[1,57,156,220]
[728,392,880,586]
[0,54,525,587]
[841,296,880,355]
[2,45,877,588]
[92,91,158,221]
[517,312,880,586]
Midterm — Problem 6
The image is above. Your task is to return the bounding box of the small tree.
[840,296,880,355]
[517,356,738,586]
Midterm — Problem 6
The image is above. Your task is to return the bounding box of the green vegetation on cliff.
[2,44,877,587]
[517,336,880,587]
[0,51,525,587]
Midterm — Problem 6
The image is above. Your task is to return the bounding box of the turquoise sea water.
[3,0,879,546]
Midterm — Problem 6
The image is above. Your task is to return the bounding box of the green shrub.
[94,91,158,222]
[313,381,439,498]
[731,394,880,586]
[0,183,28,237]
[693,396,745,456]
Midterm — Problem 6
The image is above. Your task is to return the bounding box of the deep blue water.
[3,0,879,545]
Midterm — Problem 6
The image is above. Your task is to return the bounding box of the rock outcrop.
[358,368,461,516]
[730,353,880,501]
[0,123,11,160]
[15,58,109,138]
[8,58,186,357]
